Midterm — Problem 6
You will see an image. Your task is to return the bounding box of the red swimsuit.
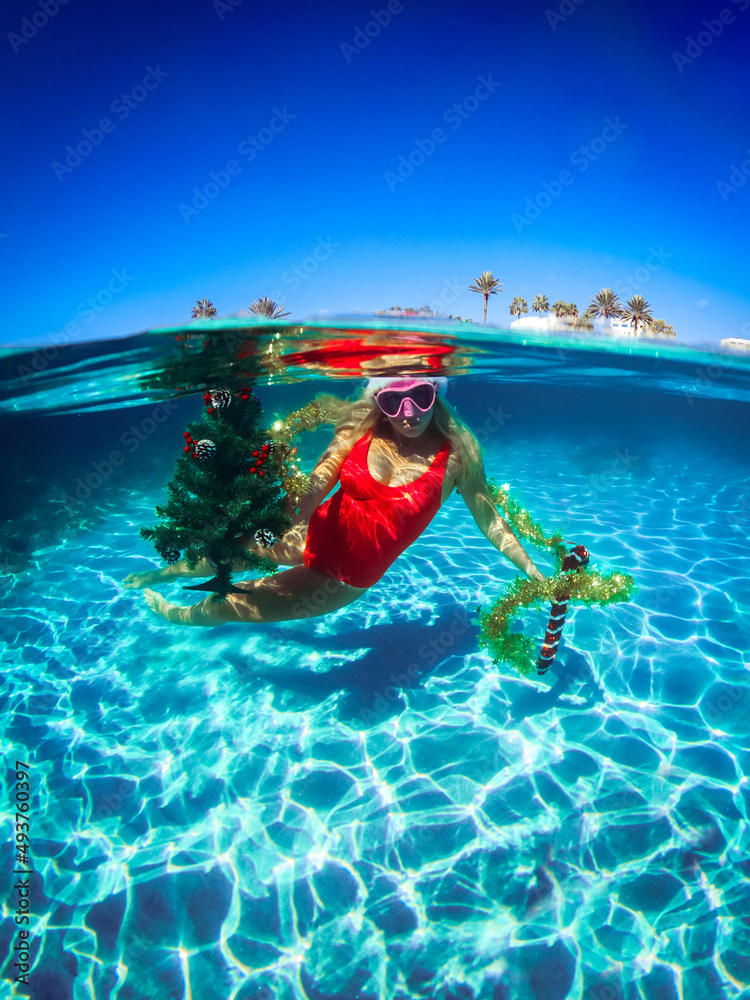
[303,430,452,588]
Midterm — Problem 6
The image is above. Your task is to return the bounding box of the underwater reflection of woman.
[125,377,545,625]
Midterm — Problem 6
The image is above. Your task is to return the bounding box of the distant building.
[720,338,750,351]
[607,318,638,336]
[509,315,574,331]
[375,307,442,319]
[510,315,638,335]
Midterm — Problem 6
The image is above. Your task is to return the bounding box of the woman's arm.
[290,425,359,525]
[228,425,364,569]
[456,460,545,581]
[235,426,361,565]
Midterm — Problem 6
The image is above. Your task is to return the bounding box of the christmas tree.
[139,298,294,600]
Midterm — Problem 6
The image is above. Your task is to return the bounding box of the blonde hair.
[313,387,483,477]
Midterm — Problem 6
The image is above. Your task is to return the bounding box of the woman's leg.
[143,566,366,626]
[236,524,307,567]
[123,526,308,589]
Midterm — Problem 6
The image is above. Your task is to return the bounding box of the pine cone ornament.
[194,439,217,460]
[162,547,181,565]
[209,388,231,410]
[254,529,276,547]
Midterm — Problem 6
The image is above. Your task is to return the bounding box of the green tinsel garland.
[489,481,568,561]
[481,482,636,676]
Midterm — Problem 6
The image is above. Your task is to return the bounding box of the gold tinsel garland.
[268,399,338,503]
[481,482,635,676]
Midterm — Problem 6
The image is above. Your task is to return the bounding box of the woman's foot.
[144,588,184,621]
[123,568,165,589]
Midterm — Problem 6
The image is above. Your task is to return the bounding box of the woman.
[125,377,545,625]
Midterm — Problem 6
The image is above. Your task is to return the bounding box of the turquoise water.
[2,322,750,1000]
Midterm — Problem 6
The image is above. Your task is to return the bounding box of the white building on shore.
[509,315,638,335]
[720,338,750,351]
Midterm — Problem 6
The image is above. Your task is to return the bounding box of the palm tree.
[191,298,217,318]
[563,302,579,318]
[510,297,528,322]
[588,288,623,321]
[649,318,676,338]
[621,295,654,337]
[532,294,549,319]
[469,271,502,323]
[248,297,291,319]
[551,299,567,318]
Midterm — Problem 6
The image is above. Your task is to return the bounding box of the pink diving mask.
[375,379,437,419]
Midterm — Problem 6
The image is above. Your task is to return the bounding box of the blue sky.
[2,0,749,347]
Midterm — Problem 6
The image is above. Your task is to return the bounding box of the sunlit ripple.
[4,419,750,999]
